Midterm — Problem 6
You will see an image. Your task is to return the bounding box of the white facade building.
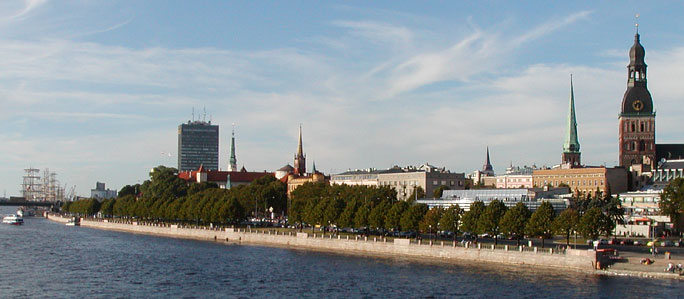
[615,189,670,238]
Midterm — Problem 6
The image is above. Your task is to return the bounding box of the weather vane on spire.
[635,13,640,33]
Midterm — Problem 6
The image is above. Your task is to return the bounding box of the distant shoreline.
[46,214,683,280]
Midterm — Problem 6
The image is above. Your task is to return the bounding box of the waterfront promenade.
[45,214,684,280]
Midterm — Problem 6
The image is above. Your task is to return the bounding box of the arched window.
[624,142,630,151]
[639,140,646,152]
[631,123,636,132]
[640,122,645,132]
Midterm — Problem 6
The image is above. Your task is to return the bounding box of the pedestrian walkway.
[606,250,684,279]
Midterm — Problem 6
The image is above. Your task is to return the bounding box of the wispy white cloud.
[67,16,134,39]
[365,11,593,99]
[20,112,148,121]
[0,0,46,23]
[512,10,593,46]
[332,20,414,46]
[1,4,683,197]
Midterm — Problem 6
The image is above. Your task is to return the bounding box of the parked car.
[661,240,674,247]
[633,240,642,246]
[462,233,475,241]
[439,231,454,238]
[619,239,633,245]
[398,231,417,238]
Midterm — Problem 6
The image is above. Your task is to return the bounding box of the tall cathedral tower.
[562,75,581,167]
[293,125,306,175]
[619,27,656,169]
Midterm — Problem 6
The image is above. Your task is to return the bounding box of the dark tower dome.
[629,33,646,67]
[621,30,654,116]
[621,86,653,115]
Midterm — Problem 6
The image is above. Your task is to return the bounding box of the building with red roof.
[178,165,274,189]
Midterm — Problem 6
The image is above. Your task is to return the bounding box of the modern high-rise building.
[177,120,219,172]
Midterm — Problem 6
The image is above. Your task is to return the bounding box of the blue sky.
[1,1,684,197]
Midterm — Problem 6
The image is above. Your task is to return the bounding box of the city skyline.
[2,1,684,196]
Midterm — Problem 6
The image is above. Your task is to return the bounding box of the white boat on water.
[2,214,24,225]
[66,217,80,226]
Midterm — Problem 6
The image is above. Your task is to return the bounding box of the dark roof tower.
[562,75,581,167]
[293,125,306,175]
[621,27,653,116]
[619,25,656,170]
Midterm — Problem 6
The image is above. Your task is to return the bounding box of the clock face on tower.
[633,100,644,111]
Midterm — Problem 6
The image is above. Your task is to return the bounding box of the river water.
[0,207,682,298]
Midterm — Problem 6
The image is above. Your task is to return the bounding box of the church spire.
[562,75,581,167]
[228,124,237,171]
[294,124,306,175]
[297,124,304,157]
[482,146,494,175]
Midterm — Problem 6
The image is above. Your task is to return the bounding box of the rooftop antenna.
[203,107,207,122]
[192,107,195,122]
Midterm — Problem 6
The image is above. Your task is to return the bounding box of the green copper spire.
[228,124,237,171]
[563,75,580,154]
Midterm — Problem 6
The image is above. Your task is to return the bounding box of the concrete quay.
[47,213,607,273]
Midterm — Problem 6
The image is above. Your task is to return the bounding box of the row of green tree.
[289,184,624,246]
[63,166,288,224]
[289,181,618,246]
[459,200,615,247]
[64,166,684,240]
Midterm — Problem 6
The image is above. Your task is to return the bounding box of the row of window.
[629,70,645,81]
[623,140,653,152]
[331,175,378,181]
[537,174,603,179]
[543,179,604,187]
[622,197,659,203]
[379,180,462,187]
[623,119,653,133]
[497,178,531,183]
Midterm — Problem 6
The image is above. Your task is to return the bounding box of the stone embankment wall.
[46,212,71,223]
[47,214,597,271]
